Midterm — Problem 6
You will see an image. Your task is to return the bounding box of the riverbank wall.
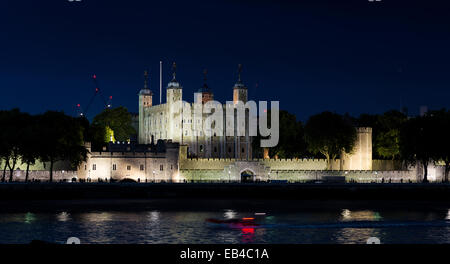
[0,183,449,201]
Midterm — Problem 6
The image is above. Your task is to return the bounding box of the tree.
[251,110,307,159]
[399,115,435,183]
[376,129,401,160]
[428,109,450,182]
[0,110,11,182]
[20,114,40,182]
[89,107,136,151]
[274,111,307,159]
[0,109,25,182]
[6,110,31,181]
[304,111,356,170]
[375,110,407,160]
[357,110,406,160]
[37,111,87,182]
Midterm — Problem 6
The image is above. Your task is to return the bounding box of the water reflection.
[0,208,448,244]
[56,212,71,222]
[340,209,382,222]
[334,228,383,244]
[24,212,35,224]
[224,209,237,219]
[79,212,113,222]
[147,211,160,222]
[241,228,255,243]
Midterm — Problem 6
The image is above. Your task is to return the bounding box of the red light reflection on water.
[241,227,255,243]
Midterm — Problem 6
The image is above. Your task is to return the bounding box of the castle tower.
[341,127,373,170]
[167,62,183,143]
[233,64,247,104]
[195,69,214,104]
[229,64,251,159]
[138,70,152,143]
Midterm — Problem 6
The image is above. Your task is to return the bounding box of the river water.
[0,202,449,244]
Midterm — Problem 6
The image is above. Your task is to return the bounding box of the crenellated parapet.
[356,127,372,133]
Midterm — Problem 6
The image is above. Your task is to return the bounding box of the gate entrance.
[240,169,255,183]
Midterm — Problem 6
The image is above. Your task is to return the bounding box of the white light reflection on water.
[224,209,237,219]
[0,208,449,244]
[148,211,160,222]
[334,228,383,244]
[80,212,113,222]
[340,209,382,222]
[56,212,71,222]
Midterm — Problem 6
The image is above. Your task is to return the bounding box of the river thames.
[0,200,449,244]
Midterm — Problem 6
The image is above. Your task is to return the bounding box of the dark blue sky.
[1,0,450,121]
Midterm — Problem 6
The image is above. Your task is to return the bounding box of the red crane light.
[77,104,81,107]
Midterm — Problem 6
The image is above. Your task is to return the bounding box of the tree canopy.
[304,111,356,169]
[400,109,450,183]
[357,110,407,160]
[399,114,435,182]
[0,109,87,182]
[428,109,450,182]
[90,106,136,150]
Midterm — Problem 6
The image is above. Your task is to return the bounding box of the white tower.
[138,70,152,144]
[167,62,183,143]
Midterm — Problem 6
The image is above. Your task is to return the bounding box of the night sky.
[1,0,450,121]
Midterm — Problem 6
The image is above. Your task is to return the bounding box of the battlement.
[356,127,372,133]
[89,151,167,158]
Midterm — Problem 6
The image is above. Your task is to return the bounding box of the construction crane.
[76,74,112,118]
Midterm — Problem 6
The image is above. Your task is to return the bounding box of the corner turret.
[233,64,247,104]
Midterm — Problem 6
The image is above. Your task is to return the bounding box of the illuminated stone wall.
[1,158,73,171]
[3,170,77,182]
[372,160,403,170]
[77,143,180,182]
[139,84,252,160]
[341,127,372,170]
[178,167,423,183]
[177,157,445,183]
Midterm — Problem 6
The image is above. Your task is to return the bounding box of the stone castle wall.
[0,159,73,171]
[77,148,179,182]
[341,127,372,170]
[3,160,445,183]
[178,168,421,183]
[372,160,404,170]
[2,170,77,182]
[179,158,399,172]
[178,158,446,183]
